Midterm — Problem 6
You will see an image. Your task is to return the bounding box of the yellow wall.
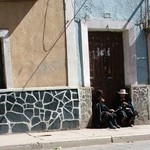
[0,0,67,88]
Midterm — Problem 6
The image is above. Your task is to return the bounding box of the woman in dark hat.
[115,89,135,127]
[94,90,120,129]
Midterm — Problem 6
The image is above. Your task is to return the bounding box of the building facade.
[0,0,150,134]
[0,0,91,134]
[72,0,150,125]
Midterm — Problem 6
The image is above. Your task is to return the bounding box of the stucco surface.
[75,0,142,21]
[0,0,66,88]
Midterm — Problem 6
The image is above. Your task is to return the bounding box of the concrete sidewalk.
[0,125,150,150]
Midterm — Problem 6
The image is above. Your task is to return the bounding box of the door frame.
[80,19,137,87]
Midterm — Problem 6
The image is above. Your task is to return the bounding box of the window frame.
[0,30,13,89]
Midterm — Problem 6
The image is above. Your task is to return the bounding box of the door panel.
[88,31,124,108]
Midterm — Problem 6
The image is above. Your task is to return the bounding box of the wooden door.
[88,31,125,108]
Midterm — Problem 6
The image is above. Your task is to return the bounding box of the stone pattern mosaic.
[79,87,92,128]
[0,89,79,134]
[131,86,150,124]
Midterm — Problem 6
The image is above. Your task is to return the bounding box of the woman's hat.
[117,89,128,94]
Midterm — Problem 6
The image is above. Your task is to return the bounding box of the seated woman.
[94,90,120,129]
[114,89,135,127]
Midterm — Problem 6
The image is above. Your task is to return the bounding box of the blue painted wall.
[74,0,148,84]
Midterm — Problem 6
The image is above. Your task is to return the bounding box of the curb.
[0,137,111,150]
[0,134,150,150]
[112,134,150,143]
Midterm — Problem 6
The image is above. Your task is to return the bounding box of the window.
[0,30,12,89]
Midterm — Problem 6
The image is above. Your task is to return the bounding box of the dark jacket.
[94,101,116,128]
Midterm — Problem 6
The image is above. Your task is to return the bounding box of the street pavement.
[0,125,150,150]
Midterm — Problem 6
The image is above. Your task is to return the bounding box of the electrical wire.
[25,0,89,88]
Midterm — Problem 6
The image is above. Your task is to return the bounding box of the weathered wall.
[0,0,67,88]
[0,88,79,134]
[75,0,148,84]
[73,0,150,125]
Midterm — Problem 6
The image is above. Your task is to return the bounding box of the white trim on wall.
[0,30,13,88]
[80,19,137,86]
[80,21,91,87]
[65,0,78,86]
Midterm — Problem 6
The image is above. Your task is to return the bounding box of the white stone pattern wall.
[132,86,150,125]
[79,88,92,128]
[0,89,79,134]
